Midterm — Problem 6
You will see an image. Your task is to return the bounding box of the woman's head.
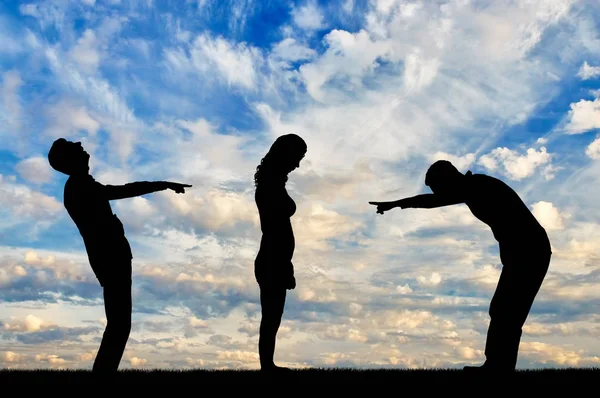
[254,134,307,186]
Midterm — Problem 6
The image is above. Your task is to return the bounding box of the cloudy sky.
[1,0,600,370]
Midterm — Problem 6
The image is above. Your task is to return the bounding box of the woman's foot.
[260,364,293,373]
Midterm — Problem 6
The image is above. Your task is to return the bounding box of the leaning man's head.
[48,138,90,176]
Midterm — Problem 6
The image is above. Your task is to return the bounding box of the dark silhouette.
[47,138,191,373]
[370,160,552,373]
[253,133,307,373]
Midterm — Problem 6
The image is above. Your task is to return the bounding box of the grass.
[1,367,598,386]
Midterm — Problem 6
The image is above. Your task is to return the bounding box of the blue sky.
[1,0,600,370]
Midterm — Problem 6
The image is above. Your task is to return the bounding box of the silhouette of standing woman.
[254,134,307,372]
[370,160,552,373]
[48,138,191,374]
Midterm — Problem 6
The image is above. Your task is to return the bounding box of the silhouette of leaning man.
[48,138,191,373]
[370,160,551,373]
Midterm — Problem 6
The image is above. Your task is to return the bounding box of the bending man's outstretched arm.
[369,193,464,214]
[102,181,192,200]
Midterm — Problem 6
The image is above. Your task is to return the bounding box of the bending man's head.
[425,160,465,194]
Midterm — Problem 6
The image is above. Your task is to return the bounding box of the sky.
[0,0,599,370]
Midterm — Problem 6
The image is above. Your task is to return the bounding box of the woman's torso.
[255,182,296,265]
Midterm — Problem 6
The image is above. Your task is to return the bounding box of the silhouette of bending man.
[370,160,551,373]
[48,138,191,373]
[254,134,307,373]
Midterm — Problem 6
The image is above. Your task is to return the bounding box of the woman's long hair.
[254,134,307,187]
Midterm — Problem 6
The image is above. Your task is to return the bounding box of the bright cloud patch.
[531,201,566,231]
[292,0,326,31]
[577,61,600,80]
[477,147,554,180]
[565,97,600,135]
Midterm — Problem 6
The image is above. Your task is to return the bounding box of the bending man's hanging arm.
[102,181,192,200]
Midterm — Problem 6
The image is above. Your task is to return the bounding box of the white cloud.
[188,316,209,329]
[15,157,54,184]
[349,302,363,316]
[316,324,368,343]
[44,47,139,164]
[113,196,157,232]
[69,29,100,74]
[14,265,27,276]
[228,0,254,34]
[106,126,136,164]
[292,203,362,250]
[22,249,91,281]
[0,174,62,220]
[0,30,25,55]
[3,314,47,332]
[564,97,600,134]
[430,152,476,171]
[79,351,96,362]
[546,221,600,272]
[187,33,262,90]
[216,350,259,363]
[455,346,484,360]
[368,309,456,332]
[257,0,577,183]
[403,49,440,93]
[130,357,148,366]
[271,38,316,63]
[2,351,24,363]
[373,0,400,16]
[531,201,565,231]
[585,135,600,159]
[396,284,413,294]
[577,61,600,80]
[145,118,253,185]
[417,272,442,287]
[44,100,100,138]
[35,354,67,367]
[19,4,39,17]
[160,188,258,232]
[82,0,96,6]
[18,1,71,33]
[298,29,392,102]
[477,146,553,180]
[298,286,337,303]
[523,323,553,336]
[1,70,23,129]
[343,0,354,14]
[292,0,326,31]
[471,0,574,60]
[186,357,206,367]
[520,342,584,366]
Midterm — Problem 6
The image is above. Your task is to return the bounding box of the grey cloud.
[2,325,100,345]
[0,275,101,304]
[131,320,177,334]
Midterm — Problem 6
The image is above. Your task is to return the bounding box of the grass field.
[1,367,598,387]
